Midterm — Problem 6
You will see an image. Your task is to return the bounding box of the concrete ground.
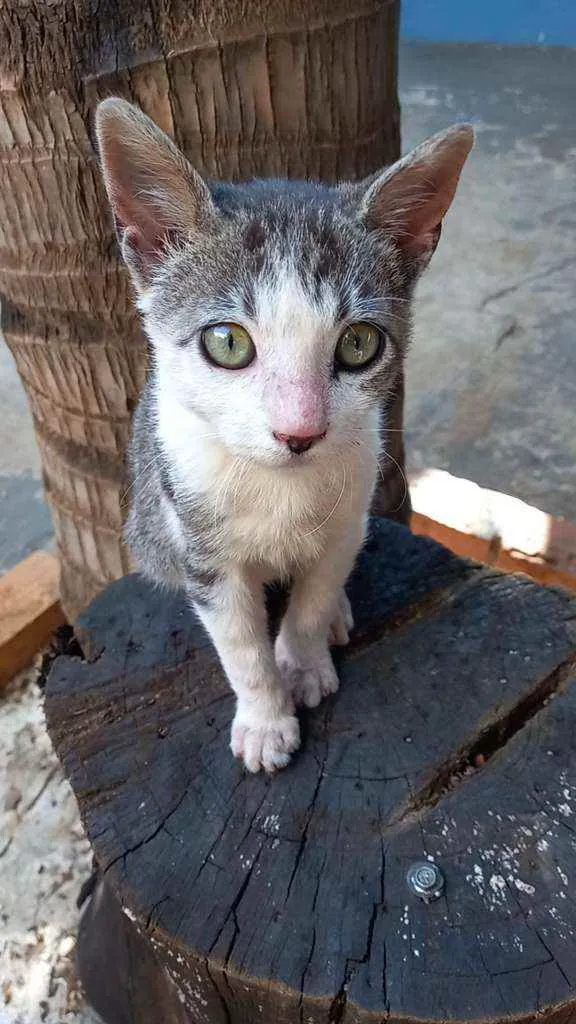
[0,344,53,573]
[402,43,576,521]
[0,670,100,1024]
[0,41,575,1024]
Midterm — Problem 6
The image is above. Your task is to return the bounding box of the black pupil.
[227,332,235,351]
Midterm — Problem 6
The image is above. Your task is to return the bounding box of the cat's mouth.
[277,445,325,470]
[245,436,329,469]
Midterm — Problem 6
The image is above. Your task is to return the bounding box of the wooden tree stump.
[45,519,576,1024]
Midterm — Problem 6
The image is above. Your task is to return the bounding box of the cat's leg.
[190,570,299,772]
[275,533,362,709]
[328,587,354,646]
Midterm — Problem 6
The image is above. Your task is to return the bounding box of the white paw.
[328,589,354,646]
[276,646,340,709]
[231,704,300,773]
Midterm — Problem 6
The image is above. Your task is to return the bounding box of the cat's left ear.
[95,97,216,291]
[355,124,474,265]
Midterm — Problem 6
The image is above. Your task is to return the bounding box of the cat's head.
[95,99,472,467]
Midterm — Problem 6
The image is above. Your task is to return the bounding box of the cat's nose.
[273,430,326,454]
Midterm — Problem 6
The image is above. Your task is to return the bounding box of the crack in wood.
[283,711,331,907]
[350,571,479,650]
[298,927,317,1024]
[297,848,328,1020]
[145,896,170,932]
[326,885,386,1023]
[206,791,272,965]
[205,957,233,1024]
[37,624,84,691]
[103,780,192,877]
[390,654,576,827]
[504,879,572,991]
[328,976,349,1024]
[222,848,264,968]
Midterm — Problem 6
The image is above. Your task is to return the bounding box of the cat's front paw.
[328,588,354,646]
[231,703,300,773]
[276,643,339,709]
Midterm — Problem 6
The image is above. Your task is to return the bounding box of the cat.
[95,98,473,773]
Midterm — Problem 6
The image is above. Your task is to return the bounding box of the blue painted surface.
[401,0,576,46]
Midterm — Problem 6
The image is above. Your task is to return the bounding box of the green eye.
[335,322,383,370]
[201,323,255,369]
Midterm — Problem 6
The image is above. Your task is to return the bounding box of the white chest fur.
[218,458,360,575]
[156,394,378,579]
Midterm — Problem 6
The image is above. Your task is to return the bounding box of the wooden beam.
[0,551,66,688]
[410,469,576,593]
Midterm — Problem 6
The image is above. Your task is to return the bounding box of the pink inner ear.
[124,225,159,258]
[390,166,455,257]
[108,166,175,259]
[404,220,442,259]
[364,127,473,259]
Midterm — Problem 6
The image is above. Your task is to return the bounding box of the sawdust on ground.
[0,669,101,1024]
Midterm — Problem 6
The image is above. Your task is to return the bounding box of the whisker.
[303,469,347,537]
[230,458,250,515]
[349,425,406,435]
[379,446,409,513]
[351,437,409,514]
[213,457,239,520]
[121,456,161,507]
[121,430,222,508]
[381,311,412,325]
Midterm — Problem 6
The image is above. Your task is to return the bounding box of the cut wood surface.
[0,551,65,687]
[46,518,576,1024]
[0,0,403,621]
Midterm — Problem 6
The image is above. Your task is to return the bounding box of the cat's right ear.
[353,124,474,271]
[95,98,216,291]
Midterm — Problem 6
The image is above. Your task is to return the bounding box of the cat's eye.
[201,323,256,369]
[335,322,383,370]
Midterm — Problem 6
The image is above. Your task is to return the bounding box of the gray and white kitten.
[95,99,472,774]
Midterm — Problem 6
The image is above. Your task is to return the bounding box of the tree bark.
[0,0,402,619]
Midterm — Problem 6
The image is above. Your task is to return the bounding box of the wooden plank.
[0,551,66,687]
[410,468,576,592]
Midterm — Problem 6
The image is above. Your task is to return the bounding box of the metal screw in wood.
[406,861,445,902]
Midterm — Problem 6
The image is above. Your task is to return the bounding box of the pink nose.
[273,430,326,454]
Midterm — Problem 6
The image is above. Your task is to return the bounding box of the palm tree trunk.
[0,0,402,619]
